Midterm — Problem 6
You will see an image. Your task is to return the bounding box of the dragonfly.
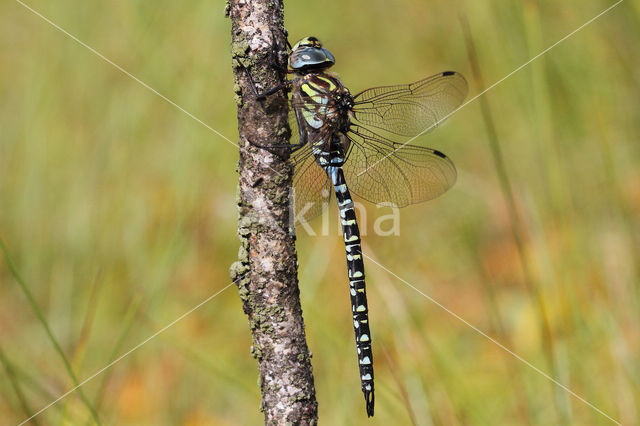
[247,36,468,417]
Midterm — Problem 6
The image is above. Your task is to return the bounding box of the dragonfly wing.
[351,71,468,139]
[291,144,331,224]
[343,124,456,207]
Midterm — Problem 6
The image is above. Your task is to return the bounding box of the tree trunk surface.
[228,1,318,424]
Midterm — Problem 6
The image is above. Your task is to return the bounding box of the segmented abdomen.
[326,164,375,417]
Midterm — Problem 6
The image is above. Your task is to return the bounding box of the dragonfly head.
[289,36,335,73]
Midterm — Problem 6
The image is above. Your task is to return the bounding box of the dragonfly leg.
[244,68,291,100]
[249,132,307,160]
[246,104,308,157]
[238,36,291,99]
[248,139,305,151]
[246,133,306,160]
[245,139,305,160]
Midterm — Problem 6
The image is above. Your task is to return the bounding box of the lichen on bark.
[227,0,318,424]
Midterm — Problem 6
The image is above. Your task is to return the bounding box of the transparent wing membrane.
[351,71,468,139]
[343,124,457,207]
[291,144,331,223]
[287,71,466,214]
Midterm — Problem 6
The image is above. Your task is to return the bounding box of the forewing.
[351,71,468,139]
[343,124,456,207]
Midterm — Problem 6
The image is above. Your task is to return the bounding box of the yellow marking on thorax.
[316,76,336,91]
[301,83,321,97]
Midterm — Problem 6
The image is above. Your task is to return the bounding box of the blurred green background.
[1,0,639,424]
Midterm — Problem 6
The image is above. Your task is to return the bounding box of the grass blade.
[0,346,41,425]
[0,238,102,425]
[460,15,568,424]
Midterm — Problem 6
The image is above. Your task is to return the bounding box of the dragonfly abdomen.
[326,164,375,417]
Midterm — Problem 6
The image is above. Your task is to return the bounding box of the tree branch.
[228,1,318,424]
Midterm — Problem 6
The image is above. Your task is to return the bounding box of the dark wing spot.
[433,149,447,158]
[442,71,455,76]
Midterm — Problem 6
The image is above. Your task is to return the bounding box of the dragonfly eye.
[289,37,335,73]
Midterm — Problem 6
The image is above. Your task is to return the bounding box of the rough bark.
[227,1,318,424]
